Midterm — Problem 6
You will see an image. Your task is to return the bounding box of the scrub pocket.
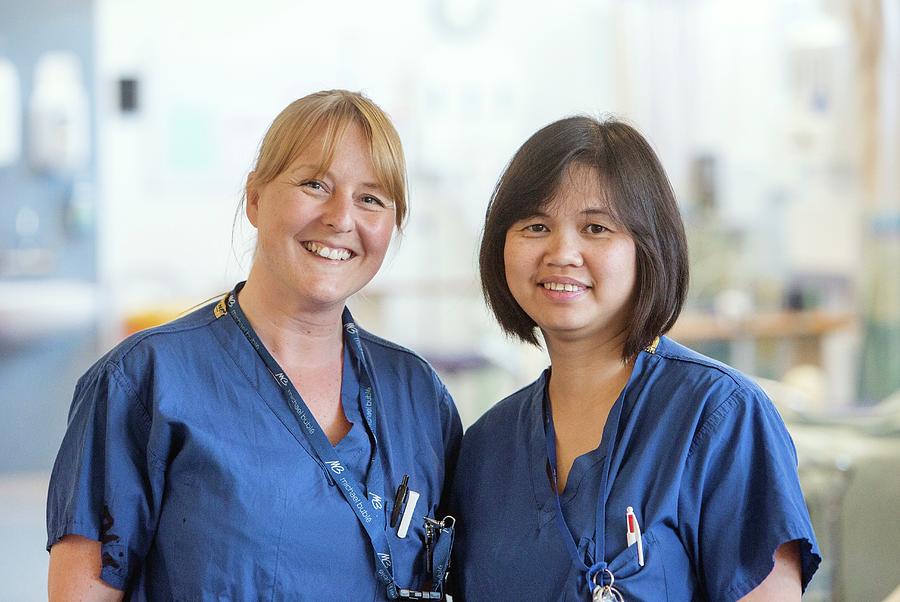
[387,488,433,591]
[605,528,669,602]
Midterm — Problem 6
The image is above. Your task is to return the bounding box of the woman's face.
[503,164,637,346]
[246,123,395,312]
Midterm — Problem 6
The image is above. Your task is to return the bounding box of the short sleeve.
[46,360,165,590]
[677,386,821,601]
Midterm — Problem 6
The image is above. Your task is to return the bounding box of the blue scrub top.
[47,290,463,600]
[449,336,820,601]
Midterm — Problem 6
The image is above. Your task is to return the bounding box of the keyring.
[591,569,624,602]
[440,515,456,529]
[591,568,615,588]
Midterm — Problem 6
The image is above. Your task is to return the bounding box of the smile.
[302,241,354,261]
[541,282,588,292]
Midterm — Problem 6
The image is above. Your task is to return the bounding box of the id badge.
[398,589,442,600]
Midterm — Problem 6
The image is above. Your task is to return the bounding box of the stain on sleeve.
[100,504,123,568]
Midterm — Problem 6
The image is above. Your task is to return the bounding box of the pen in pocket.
[626,506,644,566]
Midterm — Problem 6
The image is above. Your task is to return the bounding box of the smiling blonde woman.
[47,90,462,601]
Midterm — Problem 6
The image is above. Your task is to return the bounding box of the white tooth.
[304,241,352,260]
[543,282,583,291]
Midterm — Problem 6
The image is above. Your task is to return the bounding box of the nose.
[544,230,584,267]
[322,189,354,233]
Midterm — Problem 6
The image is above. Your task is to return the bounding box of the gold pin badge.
[214,297,228,319]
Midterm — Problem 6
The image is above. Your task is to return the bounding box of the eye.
[360,194,386,208]
[300,180,326,191]
[586,223,609,234]
[524,224,548,233]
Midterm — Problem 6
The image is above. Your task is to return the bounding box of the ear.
[245,171,260,228]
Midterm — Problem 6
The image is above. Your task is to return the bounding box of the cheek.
[606,240,638,290]
[502,239,516,284]
[503,239,531,296]
[362,220,395,257]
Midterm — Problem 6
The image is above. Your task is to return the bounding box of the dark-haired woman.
[449,117,819,601]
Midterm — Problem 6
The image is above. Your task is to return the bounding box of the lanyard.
[544,383,627,593]
[224,284,401,598]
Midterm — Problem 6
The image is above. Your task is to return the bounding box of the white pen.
[397,490,420,539]
[626,506,644,567]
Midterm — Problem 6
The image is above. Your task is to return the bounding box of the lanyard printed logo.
[338,476,374,523]
[363,386,375,422]
[378,552,392,568]
[325,460,345,475]
[370,493,384,509]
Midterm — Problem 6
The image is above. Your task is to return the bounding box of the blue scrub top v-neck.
[47,288,462,600]
[450,336,820,601]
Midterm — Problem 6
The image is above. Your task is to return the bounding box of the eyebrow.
[286,165,386,193]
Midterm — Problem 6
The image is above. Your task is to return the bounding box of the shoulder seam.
[654,349,747,389]
[471,374,545,428]
[686,386,745,459]
[358,329,428,363]
[103,361,167,471]
[113,312,218,363]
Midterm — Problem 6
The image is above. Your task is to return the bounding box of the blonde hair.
[250,89,408,229]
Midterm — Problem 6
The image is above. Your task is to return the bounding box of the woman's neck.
[237,271,352,445]
[237,271,344,364]
[544,333,634,493]
[545,333,633,413]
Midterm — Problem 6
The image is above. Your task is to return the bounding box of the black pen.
[390,474,410,528]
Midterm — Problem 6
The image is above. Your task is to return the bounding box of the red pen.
[626,506,644,566]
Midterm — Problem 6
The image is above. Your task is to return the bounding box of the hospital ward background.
[1,0,899,599]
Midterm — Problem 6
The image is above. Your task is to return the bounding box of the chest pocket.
[386,471,438,591]
[604,527,670,602]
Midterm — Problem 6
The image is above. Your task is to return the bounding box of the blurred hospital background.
[1,0,899,599]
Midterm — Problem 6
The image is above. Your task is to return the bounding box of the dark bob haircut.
[479,116,689,359]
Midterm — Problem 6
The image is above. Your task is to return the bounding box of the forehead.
[542,163,613,216]
[288,122,376,174]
